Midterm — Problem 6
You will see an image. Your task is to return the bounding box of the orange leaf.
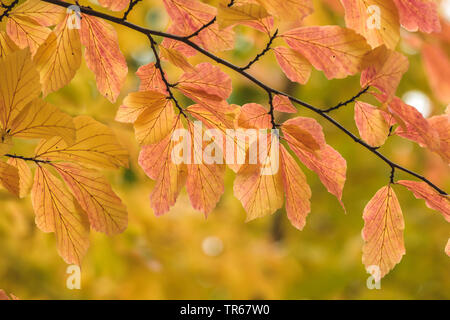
[283,26,371,79]
[398,180,450,222]
[9,0,64,27]
[362,185,405,279]
[80,15,128,102]
[237,103,272,129]
[273,95,297,113]
[0,160,20,196]
[98,0,130,11]
[392,0,441,33]
[54,163,128,235]
[354,101,390,147]
[217,2,270,29]
[31,167,90,265]
[7,157,32,198]
[421,44,450,104]
[256,0,313,22]
[341,0,400,49]
[0,31,18,59]
[116,90,168,123]
[282,117,322,153]
[427,114,450,163]
[273,46,311,85]
[135,62,167,94]
[159,45,194,72]
[6,15,51,55]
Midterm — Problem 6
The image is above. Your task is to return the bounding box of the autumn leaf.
[0,290,19,300]
[421,44,450,104]
[392,0,441,33]
[283,26,371,79]
[217,2,270,29]
[80,14,128,102]
[0,49,40,129]
[159,45,193,72]
[273,46,312,85]
[0,160,20,196]
[33,14,82,96]
[361,45,409,101]
[427,113,450,163]
[8,0,64,27]
[0,31,18,59]
[35,116,129,170]
[9,98,75,145]
[116,90,168,124]
[256,0,313,22]
[272,95,297,113]
[398,180,450,222]
[362,185,405,279]
[354,101,390,147]
[282,117,322,153]
[32,166,90,265]
[135,62,167,94]
[446,239,450,257]
[7,157,32,198]
[98,0,130,11]
[237,103,272,129]
[280,145,311,230]
[54,163,128,235]
[341,0,400,49]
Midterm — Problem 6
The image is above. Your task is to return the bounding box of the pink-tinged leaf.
[273,46,311,84]
[0,160,20,197]
[159,45,194,72]
[98,0,130,11]
[54,163,128,235]
[282,117,324,152]
[273,95,297,113]
[7,157,32,198]
[233,135,284,220]
[341,0,400,49]
[161,26,198,57]
[186,122,226,215]
[283,117,346,208]
[256,0,313,22]
[421,44,450,104]
[280,146,311,230]
[283,26,371,79]
[361,45,409,100]
[177,62,232,111]
[362,185,405,279]
[389,97,440,152]
[9,0,64,27]
[135,63,167,94]
[398,180,450,222]
[80,15,128,102]
[237,103,272,129]
[6,16,51,55]
[163,0,235,52]
[354,101,390,147]
[31,167,90,265]
[392,0,441,33]
[428,114,450,163]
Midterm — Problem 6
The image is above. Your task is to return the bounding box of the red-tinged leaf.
[362,185,405,279]
[392,0,441,33]
[116,90,168,124]
[389,97,440,152]
[354,101,390,147]
[398,180,450,222]
[6,15,51,55]
[7,157,32,198]
[35,116,129,170]
[31,167,90,265]
[361,45,409,100]
[9,0,64,27]
[0,160,20,196]
[283,26,371,79]
[280,146,311,230]
[273,95,297,113]
[80,15,128,102]
[0,49,40,129]
[273,46,311,85]
[163,0,235,52]
[186,122,226,215]
[256,0,313,22]
[428,114,450,163]
[233,135,284,220]
[161,29,197,57]
[33,15,82,96]
[177,62,232,111]
[54,163,128,235]
[282,117,322,153]
[135,62,167,94]
[237,103,272,129]
[422,44,450,104]
[159,45,194,72]
[0,31,18,59]
[98,0,130,11]
[283,117,347,208]
[341,0,400,49]
[138,119,187,215]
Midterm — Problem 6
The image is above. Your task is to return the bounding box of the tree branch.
[0,0,19,22]
[122,0,142,21]
[322,86,370,113]
[240,29,278,71]
[40,0,448,196]
[5,154,51,164]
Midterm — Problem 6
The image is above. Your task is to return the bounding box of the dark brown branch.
[146,34,187,118]
[0,0,19,22]
[240,29,278,71]
[40,0,448,196]
[267,91,278,129]
[5,154,51,164]
[322,86,370,113]
[122,0,142,21]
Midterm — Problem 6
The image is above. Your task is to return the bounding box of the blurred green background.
[0,0,449,299]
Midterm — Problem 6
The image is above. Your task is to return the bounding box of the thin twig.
[5,154,51,164]
[322,86,370,113]
[0,0,19,22]
[39,0,448,196]
[240,29,278,71]
[122,0,142,21]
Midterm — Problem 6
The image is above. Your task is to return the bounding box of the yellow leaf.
[6,16,51,55]
[9,0,65,27]
[7,157,32,198]
[0,31,18,59]
[217,2,270,29]
[256,0,313,21]
[31,167,90,265]
[159,45,194,71]
[0,160,20,196]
